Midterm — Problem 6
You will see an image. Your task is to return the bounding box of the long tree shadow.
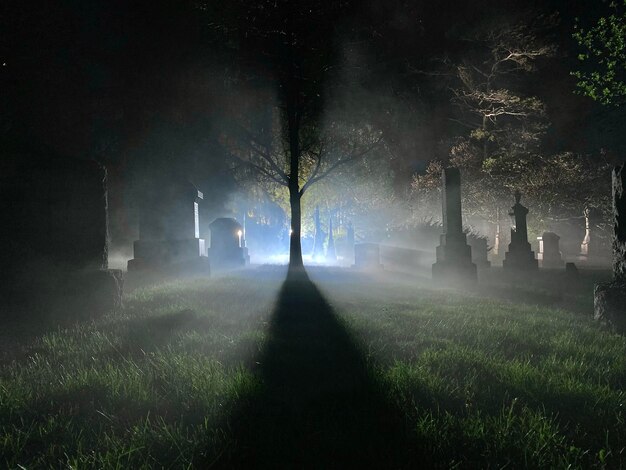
[213,269,414,468]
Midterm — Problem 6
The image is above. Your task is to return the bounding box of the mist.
[2,0,626,467]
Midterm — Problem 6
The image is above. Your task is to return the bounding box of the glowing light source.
[237,229,243,247]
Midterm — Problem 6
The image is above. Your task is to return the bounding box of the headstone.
[537,231,564,269]
[207,218,249,269]
[127,178,210,276]
[1,148,123,314]
[380,245,429,273]
[354,243,383,270]
[594,164,626,331]
[565,262,579,280]
[326,217,337,261]
[432,168,477,282]
[468,234,491,268]
[503,191,538,271]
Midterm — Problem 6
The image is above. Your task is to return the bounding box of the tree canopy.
[573,0,626,106]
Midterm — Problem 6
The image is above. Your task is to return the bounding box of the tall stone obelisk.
[432,168,477,283]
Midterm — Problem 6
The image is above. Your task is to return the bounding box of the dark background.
[2,0,622,246]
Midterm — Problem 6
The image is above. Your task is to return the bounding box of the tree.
[199,0,382,270]
[413,18,554,233]
[573,0,626,106]
[412,16,611,244]
[448,20,554,161]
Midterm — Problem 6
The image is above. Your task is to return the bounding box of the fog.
[3,2,626,468]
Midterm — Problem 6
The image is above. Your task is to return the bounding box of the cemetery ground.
[1,267,625,469]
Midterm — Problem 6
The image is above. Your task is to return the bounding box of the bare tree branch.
[300,135,383,195]
[228,149,289,186]
[233,124,290,182]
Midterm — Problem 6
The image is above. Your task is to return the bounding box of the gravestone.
[326,217,337,261]
[127,178,210,276]
[594,164,626,331]
[354,243,383,270]
[537,231,563,269]
[565,262,579,281]
[207,218,249,269]
[1,148,123,315]
[468,234,491,269]
[432,168,477,282]
[380,245,430,274]
[503,191,538,271]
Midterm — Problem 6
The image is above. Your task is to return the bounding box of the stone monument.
[503,191,538,271]
[1,146,123,315]
[354,243,383,270]
[207,218,249,269]
[594,164,626,331]
[127,178,210,276]
[537,231,564,269]
[468,234,491,269]
[432,168,477,282]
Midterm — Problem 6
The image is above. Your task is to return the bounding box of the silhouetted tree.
[199,0,381,269]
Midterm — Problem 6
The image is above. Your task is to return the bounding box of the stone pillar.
[432,168,477,283]
[594,164,626,331]
[537,232,563,269]
[503,191,538,271]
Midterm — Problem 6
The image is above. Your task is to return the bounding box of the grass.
[0,266,624,468]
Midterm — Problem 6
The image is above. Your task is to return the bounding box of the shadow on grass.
[211,269,414,469]
[472,268,613,315]
[0,298,109,362]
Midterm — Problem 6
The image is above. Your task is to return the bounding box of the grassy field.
[1,266,625,468]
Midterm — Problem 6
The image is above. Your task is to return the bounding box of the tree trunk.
[284,23,304,272]
[289,186,304,270]
[286,61,303,271]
